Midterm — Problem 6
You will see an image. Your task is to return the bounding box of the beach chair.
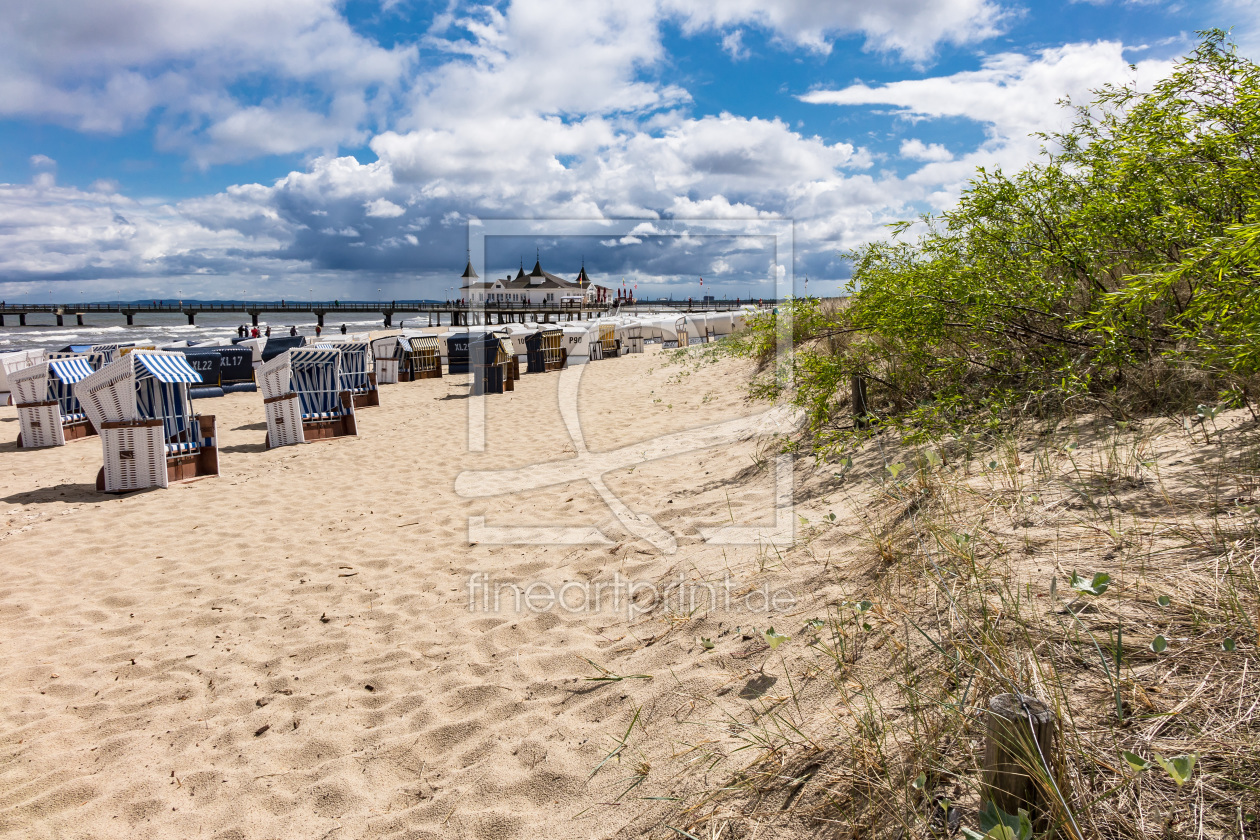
[11,356,99,447]
[597,324,619,359]
[1,349,47,405]
[337,341,380,407]
[258,348,357,449]
[371,335,406,385]
[88,344,126,364]
[74,351,219,493]
[542,327,565,371]
[673,317,688,348]
[216,346,257,392]
[182,350,225,399]
[467,334,512,395]
[623,322,644,354]
[499,335,520,382]
[404,336,443,380]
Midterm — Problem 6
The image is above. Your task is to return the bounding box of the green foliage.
[1070,570,1112,596]
[735,32,1260,440]
[763,627,790,650]
[961,802,1034,840]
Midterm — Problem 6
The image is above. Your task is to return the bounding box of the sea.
[0,310,458,354]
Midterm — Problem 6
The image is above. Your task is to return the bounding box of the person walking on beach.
[340,324,347,334]
[238,325,246,338]
[265,326,271,338]
[289,325,297,337]
[315,325,322,338]
[251,326,260,338]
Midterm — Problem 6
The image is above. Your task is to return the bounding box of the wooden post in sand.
[983,694,1058,824]
[851,375,869,429]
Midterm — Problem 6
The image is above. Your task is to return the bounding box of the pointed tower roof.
[575,264,590,287]
[461,259,478,279]
[514,258,526,281]
[529,259,544,277]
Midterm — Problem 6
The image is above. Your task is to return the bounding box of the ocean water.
[0,311,456,354]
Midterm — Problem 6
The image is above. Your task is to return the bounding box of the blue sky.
[0,0,1252,301]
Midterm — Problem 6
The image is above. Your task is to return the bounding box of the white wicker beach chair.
[623,321,644,354]
[11,356,99,447]
[73,351,219,492]
[1,349,47,405]
[258,348,357,449]
[370,335,405,385]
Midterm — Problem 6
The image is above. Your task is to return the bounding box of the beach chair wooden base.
[64,419,97,442]
[94,415,218,492]
[374,359,400,385]
[15,400,98,448]
[264,391,357,449]
[351,374,380,408]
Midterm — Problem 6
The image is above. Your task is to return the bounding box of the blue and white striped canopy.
[135,353,203,384]
[48,357,96,383]
[291,348,342,365]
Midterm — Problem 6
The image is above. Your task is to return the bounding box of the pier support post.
[315,311,326,327]
[123,311,136,326]
[19,313,27,326]
[77,313,85,326]
[249,310,260,326]
[382,311,392,327]
[185,310,196,326]
[0,314,4,327]
[56,312,64,327]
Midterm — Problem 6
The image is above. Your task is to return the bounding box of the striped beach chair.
[336,341,380,408]
[74,351,219,492]
[404,336,443,380]
[11,356,99,447]
[258,348,357,449]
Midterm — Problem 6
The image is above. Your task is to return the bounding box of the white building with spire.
[458,257,608,306]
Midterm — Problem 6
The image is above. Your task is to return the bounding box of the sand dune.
[0,345,826,839]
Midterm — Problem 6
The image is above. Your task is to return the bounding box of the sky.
[0,0,1254,301]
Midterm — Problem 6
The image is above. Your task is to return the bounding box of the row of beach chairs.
[1,312,748,493]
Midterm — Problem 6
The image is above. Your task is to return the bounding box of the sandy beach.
[0,345,830,839]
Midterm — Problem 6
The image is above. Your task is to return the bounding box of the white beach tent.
[74,350,219,492]
[258,347,357,449]
[0,349,47,405]
[10,356,99,447]
[658,317,681,346]
[708,312,734,337]
[682,313,708,344]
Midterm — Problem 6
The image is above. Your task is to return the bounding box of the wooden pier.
[0,299,762,329]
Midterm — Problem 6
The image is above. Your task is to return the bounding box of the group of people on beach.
[235,323,350,339]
